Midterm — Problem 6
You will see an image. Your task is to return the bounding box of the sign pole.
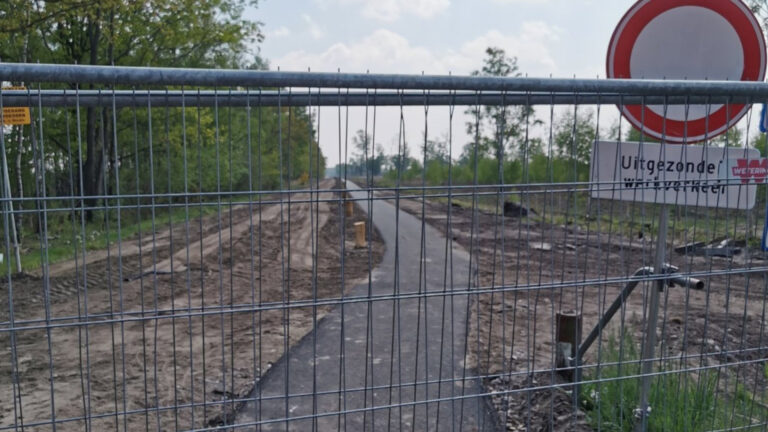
[635,204,669,432]
[1,87,27,274]
[604,1,767,429]
[0,137,21,273]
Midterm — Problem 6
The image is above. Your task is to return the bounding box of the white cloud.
[273,24,562,165]
[491,0,550,3]
[268,26,291,39]
[332,0,450,22]
[273,22,561,76]
[458,22,561,74]
[302,14,326,39]
[275,29,435,73]
[311,0,331,8]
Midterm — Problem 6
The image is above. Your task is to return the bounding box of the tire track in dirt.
[1,180,384,431]
[396,197,768,431]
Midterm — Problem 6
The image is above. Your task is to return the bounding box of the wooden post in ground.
[345,200,354,217]
[354,221,366,248]
[556,311,582,381]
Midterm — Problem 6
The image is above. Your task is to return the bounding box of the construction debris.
[504,201,536,217]
[674,239,741,258]
[529,241,553,252]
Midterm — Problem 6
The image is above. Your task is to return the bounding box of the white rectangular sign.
[590,141,761,210]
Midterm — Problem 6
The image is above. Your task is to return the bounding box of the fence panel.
[1,64,767,431]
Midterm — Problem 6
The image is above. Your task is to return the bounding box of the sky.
[248,0,632,78]
[244,1,763,166]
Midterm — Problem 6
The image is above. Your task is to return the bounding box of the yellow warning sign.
[2,87,30,125]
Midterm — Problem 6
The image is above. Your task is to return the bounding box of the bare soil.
[395,196,768,431]
[0,181,384,431]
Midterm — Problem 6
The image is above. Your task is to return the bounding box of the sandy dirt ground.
[0,180,384,431]
[394,196,768,431]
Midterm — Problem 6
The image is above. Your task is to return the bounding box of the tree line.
[0,0,325,241]
[337,45,767,189]
[336,48,602,187]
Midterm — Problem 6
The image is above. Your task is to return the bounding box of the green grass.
[0,181,314,277]
[375,175,756,246]
[582,331,768,432]
[0,199,234,277]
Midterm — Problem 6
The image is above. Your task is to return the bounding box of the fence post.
[635,204,669,432]
[556,311,582,380]
[556,311,583,407]
[0,141,21,273]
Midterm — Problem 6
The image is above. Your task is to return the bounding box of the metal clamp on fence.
[556,264,705,388]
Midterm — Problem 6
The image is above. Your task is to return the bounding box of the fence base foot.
[555,311,582,382]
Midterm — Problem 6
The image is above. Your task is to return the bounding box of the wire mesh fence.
[1,64,768,431]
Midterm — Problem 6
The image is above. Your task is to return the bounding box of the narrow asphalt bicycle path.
[236,182,497,431]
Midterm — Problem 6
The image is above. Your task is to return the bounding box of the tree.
[464,47,538,161]
[393,138,413,173]
[0,1,262,67]
[750,1,768,29]
[345,129,385,178]
[0,0,264,219]
[351,129,371,177]
[752,132,768,156]
[424,138,449,164]
[711,126,744,148]
[553,109,597,164]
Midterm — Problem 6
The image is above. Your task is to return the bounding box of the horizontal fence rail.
[1,62,768,94]
[1,65,767,432]
[0,89,762,107]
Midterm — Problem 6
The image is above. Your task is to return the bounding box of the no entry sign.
[607,0,766,143]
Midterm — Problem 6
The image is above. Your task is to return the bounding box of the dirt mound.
[0,183,384,431]
[396,196,768,431]
[488,372,591,432]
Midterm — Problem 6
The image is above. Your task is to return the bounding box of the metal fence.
[1,64,768,432]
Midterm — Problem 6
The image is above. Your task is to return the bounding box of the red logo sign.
[732,159,768,184]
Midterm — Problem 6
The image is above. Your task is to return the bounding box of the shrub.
[582,331,767,431]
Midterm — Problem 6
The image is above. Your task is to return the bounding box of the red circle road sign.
[607,0,766,144]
